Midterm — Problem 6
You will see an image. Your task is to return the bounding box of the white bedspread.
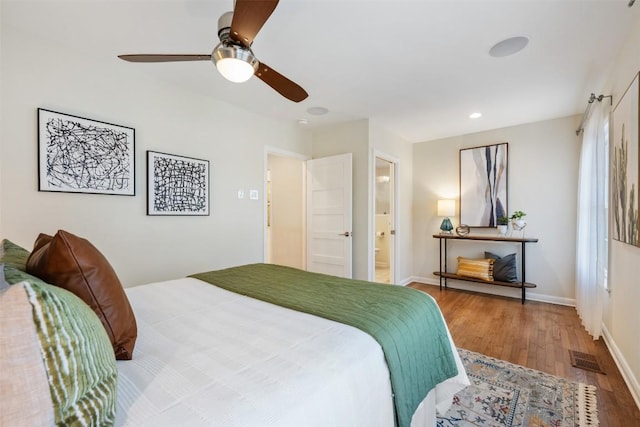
[116,278,468,427]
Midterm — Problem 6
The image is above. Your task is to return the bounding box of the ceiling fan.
[118,0,308,103]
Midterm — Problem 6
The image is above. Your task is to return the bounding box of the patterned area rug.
[437,348,599,426]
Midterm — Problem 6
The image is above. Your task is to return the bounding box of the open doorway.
[374,156,395,284]
[266,152,305,269]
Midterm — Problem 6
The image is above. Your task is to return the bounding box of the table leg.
[521,241,526,303]
[438,238,442,290]
[444,239,448,289]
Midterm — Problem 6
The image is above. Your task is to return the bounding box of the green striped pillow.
[0,239,31,271]
[1,281,118,426]
[3,264,50,287]
[0,239,52,287]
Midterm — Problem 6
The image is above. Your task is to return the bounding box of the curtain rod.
[575,93,612,135]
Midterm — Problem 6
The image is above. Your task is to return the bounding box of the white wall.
[412,115,581,305]
[601,5,640,406]
[0,21,311,286]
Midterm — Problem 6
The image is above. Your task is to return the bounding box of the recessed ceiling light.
[469,112,482,119]
[307,106,329,116]
[489,36,529,57]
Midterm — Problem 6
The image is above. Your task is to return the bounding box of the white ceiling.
[4,0,639,143]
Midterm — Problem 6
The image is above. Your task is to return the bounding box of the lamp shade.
[437,199,455,217]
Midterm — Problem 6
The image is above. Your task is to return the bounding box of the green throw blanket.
[191,263,458,427]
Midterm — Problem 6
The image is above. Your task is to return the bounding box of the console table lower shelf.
[433,272,536,289]
[433,272,537,302]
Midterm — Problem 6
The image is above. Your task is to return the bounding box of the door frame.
[263,146,310,267]
[370,149,399,283]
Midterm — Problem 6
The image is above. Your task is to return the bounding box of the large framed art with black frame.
[459,143,508,228]
[147,151,210,216]
[37,109,135,196]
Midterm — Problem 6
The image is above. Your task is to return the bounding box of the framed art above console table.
[459,143,508,228]
[432,234,538,303]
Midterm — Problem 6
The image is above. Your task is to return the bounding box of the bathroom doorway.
[374,156,395,284]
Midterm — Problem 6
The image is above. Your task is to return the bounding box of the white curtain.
[575,100,609,339]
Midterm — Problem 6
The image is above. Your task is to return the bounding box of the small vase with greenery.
[509,210,526,221]
[497,216,509,236]
[509,210,527,232]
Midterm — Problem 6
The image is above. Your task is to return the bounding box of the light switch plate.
[249,189,259,200]
[237,189,245,199]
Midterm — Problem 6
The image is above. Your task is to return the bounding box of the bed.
[0,233,469,427]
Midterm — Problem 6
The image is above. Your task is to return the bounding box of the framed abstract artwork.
[37,109,135,195]
[147,151,210,216]
[459,143,508,227]
[611,71,639,246]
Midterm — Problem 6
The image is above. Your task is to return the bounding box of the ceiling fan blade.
[118,54,212,63]
[255,62,308,103]
[229,0,279,48]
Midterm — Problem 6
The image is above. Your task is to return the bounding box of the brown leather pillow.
[26,230,137,360]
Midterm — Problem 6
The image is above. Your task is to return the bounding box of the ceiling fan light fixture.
[212,44,258,83]
[119,2,307,102]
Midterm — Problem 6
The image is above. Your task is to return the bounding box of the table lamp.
[437,199,455,234]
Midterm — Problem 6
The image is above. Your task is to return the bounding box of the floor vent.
[569,350,606,374]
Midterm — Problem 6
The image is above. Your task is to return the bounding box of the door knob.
[340,232,352,237]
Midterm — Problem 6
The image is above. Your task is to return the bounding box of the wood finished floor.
[408,282,640,427]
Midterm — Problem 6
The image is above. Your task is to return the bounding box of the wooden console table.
[432,234,539,303]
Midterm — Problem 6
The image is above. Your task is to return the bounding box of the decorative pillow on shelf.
[484,251,519,283]
[0,280,117,426]
[456,257,495,282]
[26,229,138,360]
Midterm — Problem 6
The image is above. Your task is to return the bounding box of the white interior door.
[306,153,353,278]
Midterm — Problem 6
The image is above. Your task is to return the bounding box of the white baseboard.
[398,276,412,286]
[407,276,576,306]
[601,324,640,410]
